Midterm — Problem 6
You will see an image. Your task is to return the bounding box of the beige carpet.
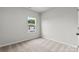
[0,38,78,52]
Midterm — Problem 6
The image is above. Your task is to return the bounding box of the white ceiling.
[27,7,52,13]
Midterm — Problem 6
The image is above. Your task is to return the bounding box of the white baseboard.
[0,36,78,48]
[42,36,78,48]
[0,37,40,48]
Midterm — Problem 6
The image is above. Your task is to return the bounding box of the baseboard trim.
[42,37,78,48]
[0,37,41,48]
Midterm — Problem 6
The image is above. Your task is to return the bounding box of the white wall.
[77,7,79,47]
[0,7,41,47]
[41,7,78,47]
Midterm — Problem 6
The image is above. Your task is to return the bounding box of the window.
[27,16,36,32]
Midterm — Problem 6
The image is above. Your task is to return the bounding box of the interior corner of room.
[0,7,79,52]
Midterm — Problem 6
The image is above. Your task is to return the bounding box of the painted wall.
[78,8,79,45]
[0,7,41,47]
[41,7,78,47]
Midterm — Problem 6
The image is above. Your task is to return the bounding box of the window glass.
[27,16,36,32]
